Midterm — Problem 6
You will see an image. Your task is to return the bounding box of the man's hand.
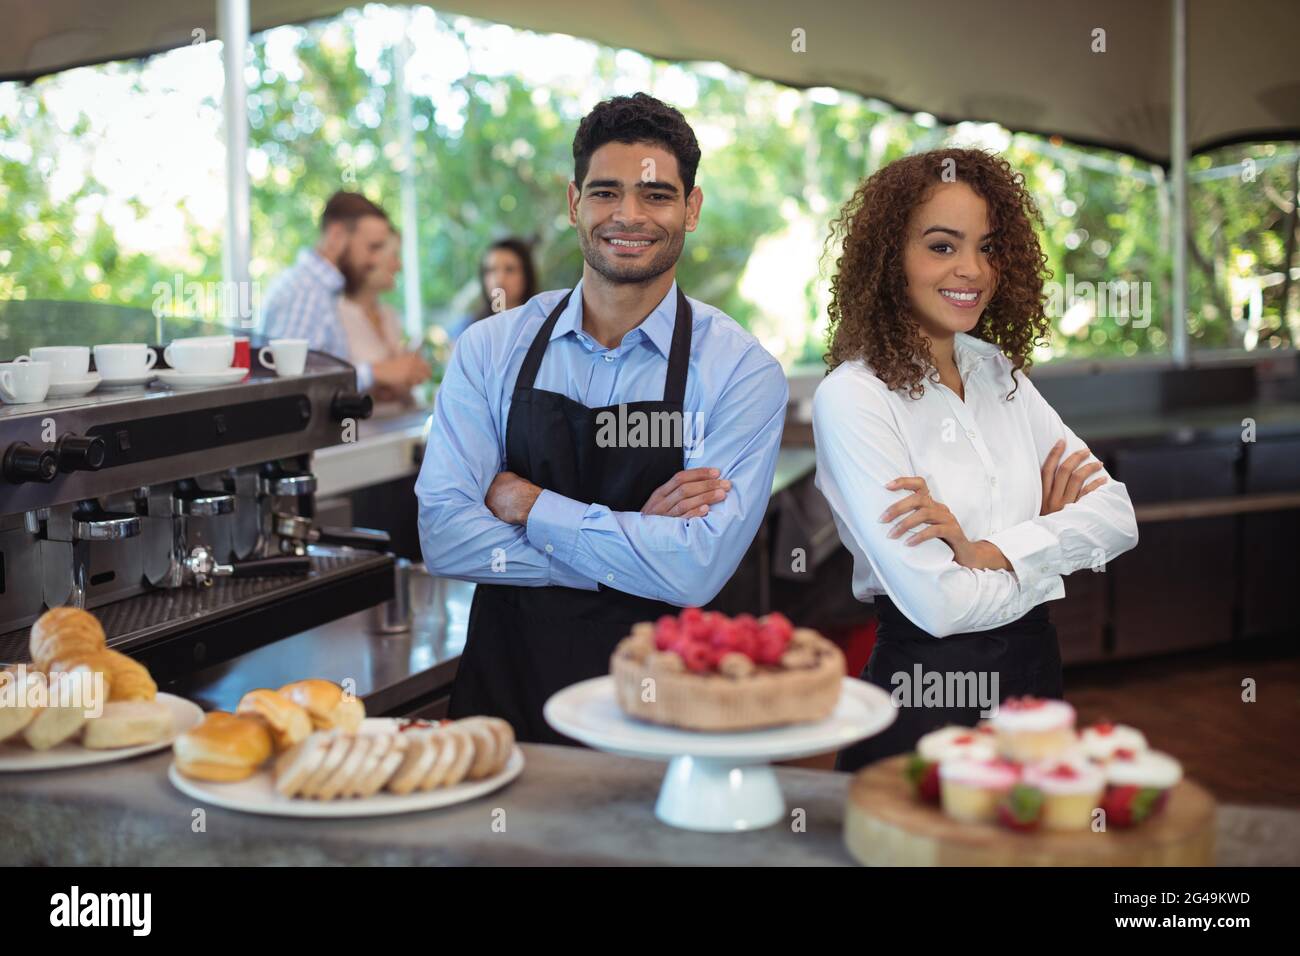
[486,471,543,526]
[373,352,431,390]
[641,467,731,518]
[1040,439,1106,516]
[879,476,1011,571]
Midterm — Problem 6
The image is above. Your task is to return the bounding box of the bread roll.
[276,679,365,732]
[0,666,41,744]
[22,704,88,751]
[30,607,106,671]
[20,664,102,750]
[82,699,173,749]
[236,689,312,751]
[173,711,272,782]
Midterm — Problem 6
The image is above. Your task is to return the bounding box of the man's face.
[338,215,392,289]
[568,141,702,285]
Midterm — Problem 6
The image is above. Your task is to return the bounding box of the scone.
[173,711,273,782]
[83,699,174,749]
[611,610,843,731]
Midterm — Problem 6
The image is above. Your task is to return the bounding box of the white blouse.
[812,332,1139,638]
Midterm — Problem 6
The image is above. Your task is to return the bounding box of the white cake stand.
[544,676,896,832]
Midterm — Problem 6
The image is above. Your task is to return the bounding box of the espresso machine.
[0,350,396,682]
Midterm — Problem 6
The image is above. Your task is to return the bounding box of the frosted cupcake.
[990,697,1077,763]
[1100,750,1183,827]
[939,757,1020,824]
[1022,757,1106,831]
[1080,720,1148,763]
[907,725,999,803]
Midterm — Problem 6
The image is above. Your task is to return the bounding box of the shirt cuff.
[525,489,587,567]
[985,520,1062,594]
[356,362,374,392]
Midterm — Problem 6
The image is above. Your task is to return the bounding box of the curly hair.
[824,148,1051,401]
[573,92,702,195]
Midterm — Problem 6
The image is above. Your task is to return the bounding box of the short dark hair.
[572,93,701,196]
[320,191,389,231]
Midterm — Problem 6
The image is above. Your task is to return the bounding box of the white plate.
[155,368,247,388]
[98,372,157,388]
[46,373,101,398]
[167,733,525,818]
[545,676,895,762]
[0,693,203,772]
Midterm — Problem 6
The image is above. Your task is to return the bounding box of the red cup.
[233,337,250,378]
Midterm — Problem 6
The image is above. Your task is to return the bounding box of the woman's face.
[482,249,527,311]
[365,233,401,294]
[902,181,998,339]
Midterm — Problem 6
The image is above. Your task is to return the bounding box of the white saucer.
[155,367,247,388]
[98,372,157,388]
[46,373,101,398]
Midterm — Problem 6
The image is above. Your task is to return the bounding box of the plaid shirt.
[260,248,373,389]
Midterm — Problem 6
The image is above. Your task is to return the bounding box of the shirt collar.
[299,247,345,294]
[952,332,1000,375]
[551,278,680,358]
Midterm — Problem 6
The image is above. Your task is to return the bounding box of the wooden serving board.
[844,755,1216,866]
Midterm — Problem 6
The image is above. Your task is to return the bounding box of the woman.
[813,148,1140,772]
[339,228,430,408]
[450,237,539,339]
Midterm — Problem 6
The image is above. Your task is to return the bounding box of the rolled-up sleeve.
[984,371,1139,591]
[524,349,788,607]
[813,371,1041,638]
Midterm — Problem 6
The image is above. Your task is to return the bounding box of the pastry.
[30,606,107,670]
[277,679,365,732]
[1100,750,1182,827]
[1021,756,1106,831]
[906,725,999,803]
[611,609,844,731]
[173,711,273,782]
[1080,720,1148,763]
[82,699,173,749]
[20,664,100,751]
[102,649,157,702]
[0,665,41,744]
[938,757,1020,824]
[236,689,313,751]
[989,696,1077,762]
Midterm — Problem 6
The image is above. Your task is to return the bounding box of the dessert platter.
[167,679,522,818]
[0,608,203,770]
[843,697,1216,865]
[544,608,895,832]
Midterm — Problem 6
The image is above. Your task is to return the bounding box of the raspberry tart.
[610,609,844,731]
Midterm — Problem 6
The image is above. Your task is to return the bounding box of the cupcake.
[1100,750,1183,827]
[1022,756,1106,831]
[906,725,999,803]
[1080,720,1149,763]
[939,757,1020,824]
[990,696,1077,763]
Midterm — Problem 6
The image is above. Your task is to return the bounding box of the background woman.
[450,237,539,339]
[813,148,1140,772]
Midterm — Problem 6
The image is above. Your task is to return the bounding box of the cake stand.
[544,676,896,832]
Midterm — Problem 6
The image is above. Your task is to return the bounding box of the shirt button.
[603,354,614,363]
[966,429,975,439]
[1040,565,1050,574]
[545,544,554,554]
[606,573,615,582]
[990,476,998,486]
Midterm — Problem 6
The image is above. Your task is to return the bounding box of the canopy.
[2,0,1297,164]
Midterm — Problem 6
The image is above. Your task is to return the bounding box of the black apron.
[835,593,1063,773]
[448,287,694,744]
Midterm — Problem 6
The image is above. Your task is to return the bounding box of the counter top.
[2,741,1295,866]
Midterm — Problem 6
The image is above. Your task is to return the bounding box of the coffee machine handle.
[227,555,311,578]
[313,526,392,551]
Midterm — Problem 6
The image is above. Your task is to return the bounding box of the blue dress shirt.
[415,279,788,607]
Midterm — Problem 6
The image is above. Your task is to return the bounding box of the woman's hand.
[879,476,1003,569]
[1040,439,1107,516]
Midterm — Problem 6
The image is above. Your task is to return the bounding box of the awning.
[2,0,1297,164]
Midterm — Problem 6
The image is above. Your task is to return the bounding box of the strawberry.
[997,784,1044,831]
[1100,785,1164,827]
[905,754,941,804]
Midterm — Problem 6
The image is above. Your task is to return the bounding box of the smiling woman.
[813,148,1140,772]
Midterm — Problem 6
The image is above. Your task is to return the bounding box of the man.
[416,93,788,743]
[261,191,428,399]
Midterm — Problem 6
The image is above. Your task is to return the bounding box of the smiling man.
[416,93,788,743]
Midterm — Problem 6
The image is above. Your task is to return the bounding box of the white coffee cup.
[15,346,90,384]
[0,361,52,404]
[165,336,235,374]
[94,343,159,380]
[259,338,309,377]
